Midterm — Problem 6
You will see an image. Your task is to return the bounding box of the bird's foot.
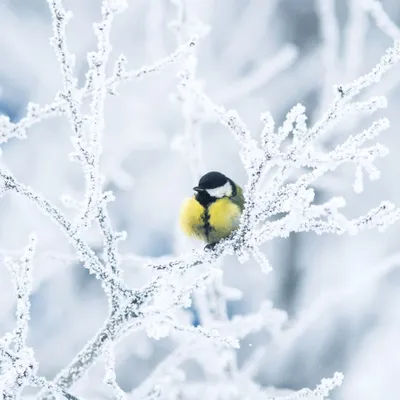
[204,242,217,251]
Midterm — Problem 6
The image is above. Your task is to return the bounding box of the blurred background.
[1,0,400,398]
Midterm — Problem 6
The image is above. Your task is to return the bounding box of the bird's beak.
[193,186,204,192]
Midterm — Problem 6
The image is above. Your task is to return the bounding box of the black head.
[193,171,236,207]
[194,171,228,191]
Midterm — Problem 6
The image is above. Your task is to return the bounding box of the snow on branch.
[363,0,400,40]
[48,0,120,235]
[0,237,82,400]
[49,0,128,315]
[129,301,287,399]
[2,38,398,399]
[1,1,400,399]
[273,372,344,400]
[0,168,135,302]
[0,36,196,145]
[180,39,400,274]
[104,344,126,400]
[5,235,36,351]
[0,236,36,399]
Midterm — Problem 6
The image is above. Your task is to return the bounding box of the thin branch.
[0,38,197,145]
[0,169,135,300]
[363,0,400,40]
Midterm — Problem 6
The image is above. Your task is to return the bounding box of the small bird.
[180,171,244,248]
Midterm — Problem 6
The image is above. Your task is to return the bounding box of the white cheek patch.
[206,181,232,198]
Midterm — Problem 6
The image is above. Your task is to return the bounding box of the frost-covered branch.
[65,0,127,315]
[73,0,119,231]
[0,238,81,400]
[271,372,343,400]
[4,235,36,352]
[180,40,400,275]
[363,0,400,40]
[129,301,287,399]
[1,1,400,399]
[104,344,126,400]
[1,236,36,399]
[0,39,196,145]
[170,1,251,396]
[0,168,134,300]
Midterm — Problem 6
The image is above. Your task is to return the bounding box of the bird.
[179,171,244,249]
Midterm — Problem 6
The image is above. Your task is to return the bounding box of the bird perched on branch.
[180,171,244,248]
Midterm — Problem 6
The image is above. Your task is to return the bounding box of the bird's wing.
[231,184,245,211]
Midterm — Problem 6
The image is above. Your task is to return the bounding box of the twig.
[0,38,197,145]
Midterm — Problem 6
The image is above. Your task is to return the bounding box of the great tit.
[179,171,244,247]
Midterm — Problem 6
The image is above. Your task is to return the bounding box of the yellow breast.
[179,196,241,244]
[208,198,241,241]
[179,197,207,240]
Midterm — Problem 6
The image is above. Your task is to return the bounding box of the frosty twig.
[363,0,400,40]
[0,1,399,399]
